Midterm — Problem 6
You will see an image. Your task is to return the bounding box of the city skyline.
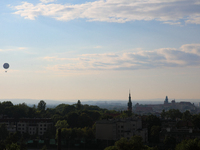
[0,0,200,100]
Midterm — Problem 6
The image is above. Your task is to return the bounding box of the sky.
[0,0,200,102]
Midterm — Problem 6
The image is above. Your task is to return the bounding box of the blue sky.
[0,0,200,101]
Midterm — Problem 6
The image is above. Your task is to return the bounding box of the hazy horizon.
[1,98,200,106]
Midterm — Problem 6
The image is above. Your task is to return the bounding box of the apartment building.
[0,118,53,136]
[96,117,148,142]
[160,120,200,143]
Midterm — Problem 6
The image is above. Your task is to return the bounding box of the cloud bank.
[12,0,200,24]
[44,44,200,71]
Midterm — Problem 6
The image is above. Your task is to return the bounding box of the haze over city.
[1,0,200,101]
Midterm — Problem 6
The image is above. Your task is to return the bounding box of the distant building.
[133,96,196,113]
[127,90,132,112]
[96,117,148,143]
[0,118,53,136]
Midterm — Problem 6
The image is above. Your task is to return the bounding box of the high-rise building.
[127,90,132,111]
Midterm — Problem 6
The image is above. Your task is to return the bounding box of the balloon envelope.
[3,63,9,69]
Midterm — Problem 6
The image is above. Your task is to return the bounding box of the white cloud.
[40,0,56,3]
[180,44,200,55]
[11,0,200,24]
[163,22,181,25]
[43,44,200,71]
[186,15,200,24]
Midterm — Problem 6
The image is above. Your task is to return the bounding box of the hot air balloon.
[3,63,9,72]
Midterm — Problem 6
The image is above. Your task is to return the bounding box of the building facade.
[0,118,53,136]
[96,117,148,143]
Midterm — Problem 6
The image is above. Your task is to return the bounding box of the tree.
[192,114,200,128]
[150,126,161,143]
[182,110,192,121]
[104,146,118,150]
[52,114,63,123]
[1,101,13,107]
[0,124,9,140]
[62,105,76,115]
[41,145,47,150]
[76,100,82,110]
[37,100,46,111]
[105,136,157,150]
[60,128,72,140]
[67,112,79,128]
[175,138,200,150]
[82,110,101,122]
[55,120,69,129]
[166,109,182,120]
[146,115,161,128]
[78,113,93,128]
[6,143,20,150]
[161,110,166,119]
[27,107,37,118]
[164,136,176,150]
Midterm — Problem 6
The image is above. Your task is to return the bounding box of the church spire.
[128,90,132,111]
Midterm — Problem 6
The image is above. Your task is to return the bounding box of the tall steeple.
[164,96,168,104]
[127,90,132,111]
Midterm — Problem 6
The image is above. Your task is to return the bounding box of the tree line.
[1,100,200,150]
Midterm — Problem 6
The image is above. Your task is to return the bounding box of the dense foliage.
[104,136,158,150]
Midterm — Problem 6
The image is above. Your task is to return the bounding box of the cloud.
[44,44,200,71]
[40,0,56,4]
[0,47,28,52]
[43,56,68,61]
[180,44,200,55]
[163,21,181,25]
[94,46,102,49]
[11,0,200,24]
